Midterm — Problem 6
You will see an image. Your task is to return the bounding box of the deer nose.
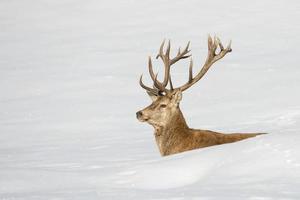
[136,111,142,119]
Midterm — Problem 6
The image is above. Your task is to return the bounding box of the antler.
[140,40,191,95]
[175,35,232,92]
[139,35,232,95]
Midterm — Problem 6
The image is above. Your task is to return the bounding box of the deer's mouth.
[137,116,149,122]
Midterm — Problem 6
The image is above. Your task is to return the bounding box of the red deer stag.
[136,36,265,156]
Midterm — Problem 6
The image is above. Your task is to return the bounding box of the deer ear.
[171,90,182,105]
[147,91,158,101]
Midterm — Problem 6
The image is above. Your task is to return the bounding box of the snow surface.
[1,0,300,199]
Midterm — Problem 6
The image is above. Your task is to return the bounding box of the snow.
[0,0,300,199]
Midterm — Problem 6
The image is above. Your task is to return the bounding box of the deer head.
[136,89,183,128]
[136,36,232,129]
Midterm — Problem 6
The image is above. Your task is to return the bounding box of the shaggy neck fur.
[153,108,189,155]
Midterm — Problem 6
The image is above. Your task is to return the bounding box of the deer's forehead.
[153,96,171,104]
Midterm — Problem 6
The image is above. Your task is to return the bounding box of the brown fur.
[137,90,265,156]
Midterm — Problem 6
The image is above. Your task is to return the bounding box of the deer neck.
[153,108,189,155]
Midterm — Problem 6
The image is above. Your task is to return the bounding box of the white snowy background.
[0,0,300,199]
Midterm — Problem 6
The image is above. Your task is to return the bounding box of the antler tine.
[169,74,174,90]
[227,40,232,52]
[183,41,190,54]
[188,58,193,83]
[166,40,171,57]
[216,37,224,50]
[156,39,166,59]
[139,75,159,95]
[208,35,213,51]
[153,39,170,87]
[148,56,157,82]
[175,35,232,92]
[153,73,166,92]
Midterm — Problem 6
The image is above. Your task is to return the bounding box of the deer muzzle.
[136,111,148,122]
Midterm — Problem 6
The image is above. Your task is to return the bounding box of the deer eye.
[160,104,167,108]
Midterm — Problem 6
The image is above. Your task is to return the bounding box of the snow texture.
[0,0,300,199]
